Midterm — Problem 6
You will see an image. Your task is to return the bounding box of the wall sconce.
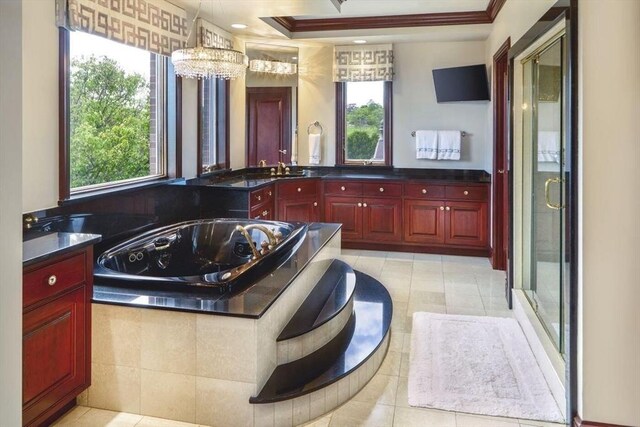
[249,59,297,75]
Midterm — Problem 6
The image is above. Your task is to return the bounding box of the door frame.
[491,37,511,272]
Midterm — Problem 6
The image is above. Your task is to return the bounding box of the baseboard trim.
[574,415,635,427]
[341,241,490,257]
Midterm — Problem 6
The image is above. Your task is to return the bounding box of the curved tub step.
[251,271,392,404]
[278,259,356,342]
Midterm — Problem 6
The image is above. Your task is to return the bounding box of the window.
[198,78,229,174]
[62,30,168,196]
[336,81,392,166]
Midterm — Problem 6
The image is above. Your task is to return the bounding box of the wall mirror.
[245,42,299,167]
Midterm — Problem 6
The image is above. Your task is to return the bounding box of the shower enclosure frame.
[507,0,578,422]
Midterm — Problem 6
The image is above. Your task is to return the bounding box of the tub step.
[277,259,356,342]
[250,271,392,404]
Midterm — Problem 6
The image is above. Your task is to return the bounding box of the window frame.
[197,78,230,175]
[335,80,393,166]
[58,28,180,201]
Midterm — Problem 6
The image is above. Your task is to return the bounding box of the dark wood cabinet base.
[342,240,491,257]
[573,415,633,427]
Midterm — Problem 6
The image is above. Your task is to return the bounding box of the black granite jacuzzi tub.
[94,218,308,294]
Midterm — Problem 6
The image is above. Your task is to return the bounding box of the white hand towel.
[437,130,461,160]
[416,130,438,160]
[308,133,321,165]
[538,131,561,163]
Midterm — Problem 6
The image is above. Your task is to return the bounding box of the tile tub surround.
[86,229,341,426]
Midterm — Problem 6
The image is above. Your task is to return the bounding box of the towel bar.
[411,130,467,137]
[307,121,323,135]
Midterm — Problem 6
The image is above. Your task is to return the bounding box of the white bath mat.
[408,312,564,423]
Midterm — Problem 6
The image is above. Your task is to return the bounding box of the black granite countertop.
[92,222,341,318]
[23,232,102,267]
[187,166,490,191]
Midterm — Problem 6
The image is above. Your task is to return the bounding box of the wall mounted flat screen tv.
[432,64,490,102]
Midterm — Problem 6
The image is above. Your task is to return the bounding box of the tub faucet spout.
[234,224,283,260]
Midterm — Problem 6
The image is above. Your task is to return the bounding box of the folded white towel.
[538,131,561,163]
[416,130,438,160]
[437,130,461,160]
[308,133,321,165]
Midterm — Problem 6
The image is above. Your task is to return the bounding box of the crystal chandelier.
[249,59,297,75]
[171,1,248,80]
[173,47,248,79]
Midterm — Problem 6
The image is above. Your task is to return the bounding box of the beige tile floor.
[53,251,566,427]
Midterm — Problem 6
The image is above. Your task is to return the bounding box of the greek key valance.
[56,0,188,57]
[197,18,234,49]
[333,44,394,82]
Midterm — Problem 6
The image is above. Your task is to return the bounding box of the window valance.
[197,18,234,49]
[333,44,394,82]
[56,0,188,57]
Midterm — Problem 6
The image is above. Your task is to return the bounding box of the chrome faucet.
[234,224,283,260]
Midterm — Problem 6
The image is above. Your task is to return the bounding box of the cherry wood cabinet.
[403,200,446,244]
[249,184,275,220]
[23,248,93,427]
[324,196,362,240]
[445,201,488,247]
[276,179,321,223]
[362,197,402,242]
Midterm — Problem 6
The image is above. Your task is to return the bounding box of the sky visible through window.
[347,81,383,106]
[70,31,150,80]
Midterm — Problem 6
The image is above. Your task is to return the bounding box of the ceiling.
[169,0,496,44]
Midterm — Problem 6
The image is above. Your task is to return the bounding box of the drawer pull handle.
[446,206,451,211]
[422,189,427,194]
[440,206,445,211]
[268,191,272,196]
[263,210,268,216]
[379,187,384,192]
[357,202,362,207]
[257,195,262,201]
[363,202,368,208]
[463,190,469,196]
[341,186,346,191]
[297,187,302,192]
[313,202,318,207]
[48,275,57,286]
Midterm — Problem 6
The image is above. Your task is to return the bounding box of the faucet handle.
[258,159,267,167]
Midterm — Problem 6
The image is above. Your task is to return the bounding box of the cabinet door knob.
[463,190,469,196]
[498,170,505,174]
[440,206,445,211]
[313,202,318,207]
[263,210,268,216]
[379,187,384,192]
[446,206,451,211]
[48,275,57,286]
[357,202,362,207]
[268,191,272,196]
[422,189,427,194]
[363,202,368,207]
[341,186,346,191]
[297,187,302,192]
[257,195,262,201]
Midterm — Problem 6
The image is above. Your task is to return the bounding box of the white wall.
[0,0,24,424]
[393,41,489,169]
[578,0,640,424]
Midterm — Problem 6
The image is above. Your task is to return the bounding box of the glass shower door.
[522,35,567,353]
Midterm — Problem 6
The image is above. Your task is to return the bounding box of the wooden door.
[278,199,319,223]
[403,199,446,244]
[23,287,88,426]
[324,196,361,241]
[362,197,402,242]
[246,87,291,166]
[445,201,488,248]
[492,38,511,271]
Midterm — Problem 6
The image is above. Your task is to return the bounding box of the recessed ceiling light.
[353,40,367,44]
[231,23,247,29]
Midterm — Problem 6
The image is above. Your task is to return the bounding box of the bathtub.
[94,219,308,294]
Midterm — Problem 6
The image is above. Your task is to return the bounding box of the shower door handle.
[544,177,565,210]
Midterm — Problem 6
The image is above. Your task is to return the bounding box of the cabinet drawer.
[249,186,274,207]
[362,182,401,197]
[404,183,445,199]
[250,202,274,220]
[445,185,488,201]
[278,180,318,199]
[24,253,86,308]
[324,181,362,196]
